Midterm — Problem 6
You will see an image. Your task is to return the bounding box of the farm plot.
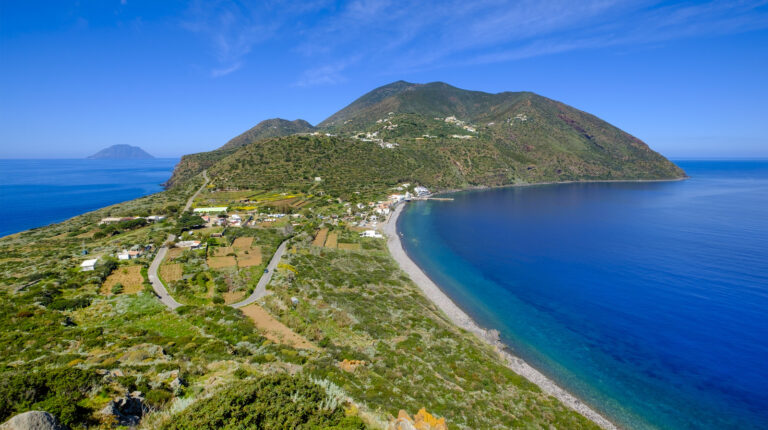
[232,237,253,250]
[101,265,143,295]
[312,229,328,247]
[338,243,361,251]
[325,232,338,249]
[166,248,184,260]
[240,304,316,350]
[213,246,235,257]
[207,256,237,269]
[159,263,183,282]
[237,246,262,267]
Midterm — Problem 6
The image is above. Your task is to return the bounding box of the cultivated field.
[338,243,362,251]
[159,263,183,282]
[101,265,143,295]
[312,228,328,247]
[222,290,246,304]
[240,304,316,350]
[325,232,338,248]
[166,248,184,260]
[232,237,253,250]
[213,246,234,257]
[237,247,262,267]
[207,256,237,269]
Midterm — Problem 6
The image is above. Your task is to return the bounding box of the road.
[183,170,209,212]
[147,234,183,310]
[230,240,289,308]
[148,172,288,311]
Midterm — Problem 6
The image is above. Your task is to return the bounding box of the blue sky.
[1,0,767,158]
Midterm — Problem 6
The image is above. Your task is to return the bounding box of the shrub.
[0,367,98,427]
[162,374,365,430]
[111,283,124,294]
[47,296,93,311]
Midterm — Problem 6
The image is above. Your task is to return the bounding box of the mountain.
[168,81,684,189]
[87,144,154,159]
[165,118,314,186]
[221,118,315,151]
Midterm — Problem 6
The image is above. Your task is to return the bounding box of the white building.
[414,186,430,197]
[360,230,383,238]
[80,259,98,271]
[147,215,166,222]
[176,240,201,249]
[193,207,228,214]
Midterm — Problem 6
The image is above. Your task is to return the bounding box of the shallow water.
[0,158,178,237]
[399,161,768,429]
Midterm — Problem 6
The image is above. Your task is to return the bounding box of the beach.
[382,202,618,430]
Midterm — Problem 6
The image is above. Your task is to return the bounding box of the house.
[360,230,383,238]
[414,186,430,197]
[147,215,166,222]
[389,194,405,203]
[99,217,123,225]
[117,250,130,260]
[175,240,201,249]
[80,259,98,271]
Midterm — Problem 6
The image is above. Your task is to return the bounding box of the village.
[75,181,433,310]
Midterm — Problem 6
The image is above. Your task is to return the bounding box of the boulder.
[0,411,63,430]
[99,392,148,426]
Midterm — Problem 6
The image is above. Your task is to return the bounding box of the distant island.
[87,144,154,159]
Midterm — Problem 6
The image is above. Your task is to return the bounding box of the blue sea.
[399,161,768,429]
[0,159,178,237]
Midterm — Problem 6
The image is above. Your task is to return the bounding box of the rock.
[169,376,186,391]
[99,392,148,426]
[389,408,447,430]
[0,411,63,430]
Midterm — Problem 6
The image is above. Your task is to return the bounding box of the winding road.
[229,240,289,308]
[147,169,289,310]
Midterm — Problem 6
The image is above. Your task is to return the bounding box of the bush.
[162,374,365,430]
[0,367,98,427]
[111,283,124,294]
[145,389,173,409]
[47,296,93,311]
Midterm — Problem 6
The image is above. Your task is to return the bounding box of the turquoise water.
[398,161,768,429]
[0,159,178,237]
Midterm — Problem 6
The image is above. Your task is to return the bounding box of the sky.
[1,0,767,158]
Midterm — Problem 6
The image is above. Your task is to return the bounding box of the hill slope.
[221,118,315,151]
[87,144,154,159]
[166,118,314,186]
[169,81,684,189]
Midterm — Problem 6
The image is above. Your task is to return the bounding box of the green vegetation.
[0,80,679,429]
[163,374,365,430]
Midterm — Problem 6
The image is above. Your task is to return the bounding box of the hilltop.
[166,81,684,188]
[87,144,154,159]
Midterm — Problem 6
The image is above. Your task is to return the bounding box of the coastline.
[429,176,688,198]
[382,202,618,430]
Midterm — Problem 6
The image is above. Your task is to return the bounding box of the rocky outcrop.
[0,411,63,430]
[389,408,447,430]
[99,391,148,426]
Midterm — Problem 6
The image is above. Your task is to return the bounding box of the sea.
[0,158,179,237]
[398,160,768,430]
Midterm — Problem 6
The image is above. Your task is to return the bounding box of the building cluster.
[442,116,477,133]
[117,244,151,260]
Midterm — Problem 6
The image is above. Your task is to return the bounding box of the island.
[87,144,154,159]
[0,81,685,430]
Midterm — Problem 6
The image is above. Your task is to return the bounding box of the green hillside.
[170,81,684,190]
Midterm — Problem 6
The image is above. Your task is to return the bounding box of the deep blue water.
[0,159,178,237]
[399,161,768,430]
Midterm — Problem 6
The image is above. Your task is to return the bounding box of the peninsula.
[0,81,684,429]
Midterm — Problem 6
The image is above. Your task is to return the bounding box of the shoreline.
[429,176,688,198]
[382,202,618,430]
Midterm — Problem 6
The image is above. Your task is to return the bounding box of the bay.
[399,160,768,429]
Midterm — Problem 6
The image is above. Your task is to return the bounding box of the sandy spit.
[382,203,618,430]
